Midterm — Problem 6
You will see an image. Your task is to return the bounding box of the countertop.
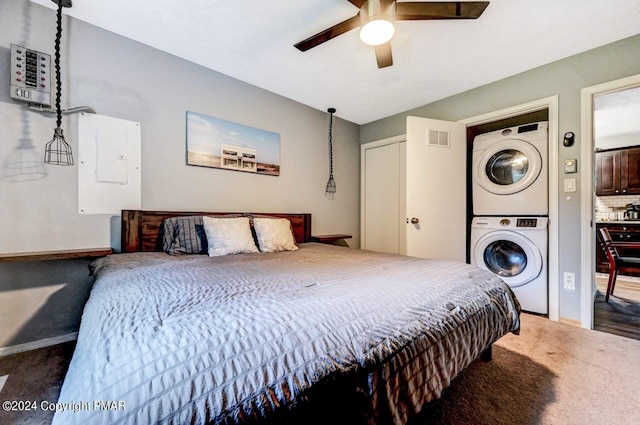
[596,220,640,225]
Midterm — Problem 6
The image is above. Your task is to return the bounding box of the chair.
[597,227,640,302]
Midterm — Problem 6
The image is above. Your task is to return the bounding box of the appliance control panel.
[516,218,538,228]
[10,44,51,107]
[473,217,548,230]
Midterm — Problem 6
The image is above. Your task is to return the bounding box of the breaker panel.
[10,43,52,107]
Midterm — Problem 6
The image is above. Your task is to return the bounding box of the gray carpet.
[413,313,640,425]
[1,313,639,425]
[0,341,75,425]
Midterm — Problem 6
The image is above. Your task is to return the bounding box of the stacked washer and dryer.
[470,122,549,314]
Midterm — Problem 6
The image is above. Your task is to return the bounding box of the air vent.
[427,129,450,148]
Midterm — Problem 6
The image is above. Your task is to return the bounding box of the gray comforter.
[52,243,520,425]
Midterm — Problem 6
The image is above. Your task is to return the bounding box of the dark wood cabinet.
[595,150,618,195]
[620,148,640,194]
[596,223,640,276]
[596,146,640,196]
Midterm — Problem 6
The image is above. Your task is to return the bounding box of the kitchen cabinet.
[595,146,640,196]
[596,222,640,276]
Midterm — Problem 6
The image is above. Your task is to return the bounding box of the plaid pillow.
[162,216,207,255]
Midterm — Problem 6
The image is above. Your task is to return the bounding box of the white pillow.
[253,217,299,253]
[202,216,259,257]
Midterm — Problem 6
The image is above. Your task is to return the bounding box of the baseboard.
[558,317,582,328]
[0,333,77,357]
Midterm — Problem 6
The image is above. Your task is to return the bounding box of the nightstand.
[309,234,352,245]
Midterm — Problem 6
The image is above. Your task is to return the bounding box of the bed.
[52,210,520,425]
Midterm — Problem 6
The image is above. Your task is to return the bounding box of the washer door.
[475,139,543,195]
[473,230,542,288]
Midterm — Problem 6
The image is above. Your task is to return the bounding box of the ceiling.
[29,0,640,125]
[595,85,640,140]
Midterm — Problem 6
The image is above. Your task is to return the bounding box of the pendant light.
[44,0,74,166]
[325,108,337,198]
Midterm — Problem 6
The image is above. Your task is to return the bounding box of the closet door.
[362,141,406,254]
[406,117,466,262]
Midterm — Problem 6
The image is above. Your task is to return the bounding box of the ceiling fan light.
[359,18,395,46]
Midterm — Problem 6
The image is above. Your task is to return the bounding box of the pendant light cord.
[328,110,334,179]
[44,1,74,166]
[54,1,63,128]
[325,107,337,197]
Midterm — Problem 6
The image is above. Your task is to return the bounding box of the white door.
[406,117,466,261]
[361,140,406,254]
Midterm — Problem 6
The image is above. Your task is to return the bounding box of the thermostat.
[10,44,51,107]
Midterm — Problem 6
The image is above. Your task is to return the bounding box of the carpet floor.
[0,313,639,425]
[411,313,640,424]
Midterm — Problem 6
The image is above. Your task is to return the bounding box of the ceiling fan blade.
[395,1,490,20]
[347,0,368,7]
[375,43,393,68]
[294,15,361,51]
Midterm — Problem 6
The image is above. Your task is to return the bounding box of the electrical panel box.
[78,113,142,215]
[10,44,52,107]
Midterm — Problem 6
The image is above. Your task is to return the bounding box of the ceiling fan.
[294,1,490,68]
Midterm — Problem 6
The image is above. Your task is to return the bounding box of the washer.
[472,121,548,216]
[471,216,548,314]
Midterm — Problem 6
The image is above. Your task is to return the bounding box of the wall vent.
[427,129,450,147]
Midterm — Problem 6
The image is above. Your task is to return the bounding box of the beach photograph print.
[186,111,280,176]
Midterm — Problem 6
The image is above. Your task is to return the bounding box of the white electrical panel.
[10,44,52,107]
[78,113,142,215]
[96,128,129,184]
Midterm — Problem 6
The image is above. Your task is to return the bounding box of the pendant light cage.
[325,108,336,197]
[44,127,73,165]
[44,0,74,166]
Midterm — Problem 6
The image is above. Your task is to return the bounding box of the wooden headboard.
[121,210,312,253]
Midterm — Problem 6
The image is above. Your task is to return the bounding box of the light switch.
[564,159,577,173]
[564,178,576,192]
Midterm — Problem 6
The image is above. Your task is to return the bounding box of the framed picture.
[186,111,280,176]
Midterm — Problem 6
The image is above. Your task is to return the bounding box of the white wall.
[360,33,640,322]
[0,0,361,348]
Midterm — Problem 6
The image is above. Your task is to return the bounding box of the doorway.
[360,136,406,255]
[461,96,560,321]
[465,110,549,262]
[581,74,640,340]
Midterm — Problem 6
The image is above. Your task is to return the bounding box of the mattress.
[52,243,520,425]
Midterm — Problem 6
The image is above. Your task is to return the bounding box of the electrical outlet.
[563,272,575,290]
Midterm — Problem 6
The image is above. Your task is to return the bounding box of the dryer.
[471,216,548,314]
[472,121,548,216]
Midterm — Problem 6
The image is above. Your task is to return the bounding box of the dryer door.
[473,230,542,288]
[475,139,543,195]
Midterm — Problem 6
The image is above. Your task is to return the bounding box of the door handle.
[410,217,420,224]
